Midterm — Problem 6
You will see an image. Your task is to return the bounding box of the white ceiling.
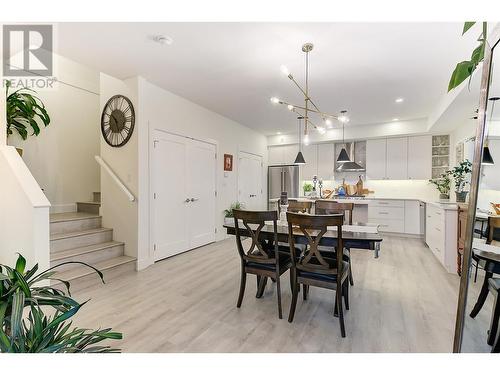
[56,22,480,135]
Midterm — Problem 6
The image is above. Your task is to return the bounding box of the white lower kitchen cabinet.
[425,203,458,273]
[368,199,421,235]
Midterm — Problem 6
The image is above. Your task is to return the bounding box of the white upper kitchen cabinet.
[300,144,318,180]
[366,139,387,180]
[268,145,298,165]
[407,135,432,180]
[317,143,335,180]
[386,137,408,180]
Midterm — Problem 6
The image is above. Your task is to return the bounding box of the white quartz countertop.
[269,196,461,210]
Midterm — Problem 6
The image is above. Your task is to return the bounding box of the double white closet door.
[152,131,216,261]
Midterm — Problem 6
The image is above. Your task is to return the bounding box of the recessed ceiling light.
[152,35,173,45]
[276,131,282,135]
[392,118,399,121]
[395,98,404,103]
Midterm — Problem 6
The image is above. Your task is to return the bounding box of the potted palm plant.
[224,202,243,224]
[429,172,451,200]
[450,160,473,203]
[0,254,122,353]
[5,80,51,156]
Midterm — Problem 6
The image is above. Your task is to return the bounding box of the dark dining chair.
[233,209,293,319]
[473,216,500,282]
[315,200,354,224]
[286,212,350,337]
[287,199,313,214]
[314,200,355,286]
[470,217,500,319]
[487,278,500,352]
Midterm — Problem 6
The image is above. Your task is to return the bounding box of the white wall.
[99,74,139,262]
[0,146,50,270]
[137,78,268,270]
[8,54,100,212]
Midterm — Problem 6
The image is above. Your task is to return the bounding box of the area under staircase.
[49,192,136,291]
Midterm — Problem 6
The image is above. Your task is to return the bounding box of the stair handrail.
[94,155,136,202]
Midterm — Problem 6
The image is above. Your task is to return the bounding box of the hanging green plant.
[448,22,487,92]
[5,80,51,140]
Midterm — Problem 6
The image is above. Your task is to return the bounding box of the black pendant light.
[482,146,494,165]
[294,151,306,164]
[294,116,306,165]
[337,110,350,163]
[337,148,350,163]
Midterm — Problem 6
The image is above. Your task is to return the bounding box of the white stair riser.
[50,244,124,270]
[51,260,136,294]
[51,230,113,253]
[50,217,102,235]
[77,202,100,214]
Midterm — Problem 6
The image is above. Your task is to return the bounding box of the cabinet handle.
[435,227,441,232]
[379,212,389,215]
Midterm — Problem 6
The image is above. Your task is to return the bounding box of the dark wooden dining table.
[223,221,383,258]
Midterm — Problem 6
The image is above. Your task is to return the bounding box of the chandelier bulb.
[280,65,291,77]
[303,134,310,145]
[270,97,280,104]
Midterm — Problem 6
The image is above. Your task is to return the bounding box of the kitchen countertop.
[269,196,461,210]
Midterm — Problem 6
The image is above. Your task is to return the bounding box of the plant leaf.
[463,22,476,35]
[448,60,475,92]
[11,290,25,339]
[15,254,26,274]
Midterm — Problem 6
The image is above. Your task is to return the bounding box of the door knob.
[190,198,199,202]
[185,198,191,203]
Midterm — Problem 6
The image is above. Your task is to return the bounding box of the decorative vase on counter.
[455,191,468,203]
[439,193,450,200]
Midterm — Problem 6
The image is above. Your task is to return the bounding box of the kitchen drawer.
[426,204,445,220]
[369,199,405,208]
[373,218,405,233]
[368,206,404,220]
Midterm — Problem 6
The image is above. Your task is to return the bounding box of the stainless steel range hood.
[336,142,365,172]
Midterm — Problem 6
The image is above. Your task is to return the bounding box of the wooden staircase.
[49,192,135,292]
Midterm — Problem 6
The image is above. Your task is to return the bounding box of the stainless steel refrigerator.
[268,165,300,207]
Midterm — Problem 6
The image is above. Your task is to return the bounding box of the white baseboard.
[50,203,77,214]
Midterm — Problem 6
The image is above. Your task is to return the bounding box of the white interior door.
[152,131,216,261]
[187,139,217,248]
[238,152,263,210]
[152,131,189,261]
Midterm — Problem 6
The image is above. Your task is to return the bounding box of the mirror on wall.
[457,30,500,353]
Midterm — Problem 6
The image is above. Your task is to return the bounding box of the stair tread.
[54,256,136,282]
[51,241,124,261]
[77,201,101,205]
[50,227,112,241]
[50,212,101,223]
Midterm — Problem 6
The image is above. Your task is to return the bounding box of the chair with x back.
[233,209,293,319]
[286,212,350,337]
[314,200,355,286]
[287,199,313,214]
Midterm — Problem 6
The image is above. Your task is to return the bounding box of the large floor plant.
[6,80,51,140]
[0,254,122,353]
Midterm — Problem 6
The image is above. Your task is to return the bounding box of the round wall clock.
[101,95,135,147]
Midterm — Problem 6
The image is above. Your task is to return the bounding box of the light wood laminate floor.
[71,235,461,352]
